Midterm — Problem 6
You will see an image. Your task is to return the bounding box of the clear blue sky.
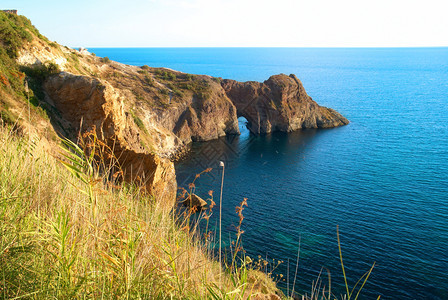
[3,0,448,47]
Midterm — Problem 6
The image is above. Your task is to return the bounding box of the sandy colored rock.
[222,74,349,134]
[43,72,177,208]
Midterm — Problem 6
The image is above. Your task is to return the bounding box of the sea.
[90,47,448,299]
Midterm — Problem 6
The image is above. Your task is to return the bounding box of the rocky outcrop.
[43,72,176,208]
[146,78,240,144]
[183,193,208,210]
[14,27,349,210]
[36,71,349,209]
[222,74,349,134]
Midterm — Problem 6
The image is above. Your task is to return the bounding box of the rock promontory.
[222,74,349,134]
[1,13,349,208]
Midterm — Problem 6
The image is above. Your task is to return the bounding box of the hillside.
[0,11,291,299]
[0,11,355,299]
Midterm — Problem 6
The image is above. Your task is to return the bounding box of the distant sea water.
[90,47,448,299]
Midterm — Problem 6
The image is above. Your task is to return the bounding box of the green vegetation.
[178,76,211,100]
[0,11,28,96]
[153,70,212,101]
[0,11,41,57]
[111,71,124,78]
[66,52,83,73]
[132,89,145,101]
[154,68,177,81]
[102,56,110,63]
[0,12,377,299]
[130,109,147,134]
[159,88,169,95]
[17,62,60,122]
[0,108,15,125]
[144,74,154,86]
[0,127,280,299]
[0,11,49,94]
[0,11,59,125]
[21,62,60,81]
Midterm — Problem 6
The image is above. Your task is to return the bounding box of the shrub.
[21,62,60,81]
[0,109,15,125]
[144,75,154,86]
[154,69,177,81]
[173,88,183,98]
[134,116,146,131]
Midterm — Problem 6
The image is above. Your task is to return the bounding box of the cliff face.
[222,74,349,134]
[161,80,240,143]
[123,74,240,147]
[43,73,176,207]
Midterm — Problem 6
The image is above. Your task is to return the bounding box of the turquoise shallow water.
[91,47,448,299]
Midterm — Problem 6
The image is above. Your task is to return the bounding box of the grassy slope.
[0,11,58,144]
[0,11,280,299]
[0,11,376,300]
[0,125,280,299]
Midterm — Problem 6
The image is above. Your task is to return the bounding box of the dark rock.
[183,193,207,210]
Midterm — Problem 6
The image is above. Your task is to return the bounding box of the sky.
[2,0,448,47]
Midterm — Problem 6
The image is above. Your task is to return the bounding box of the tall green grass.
[0,126,279,299]
[0,123,377,300]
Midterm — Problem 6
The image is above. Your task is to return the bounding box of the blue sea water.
[91,47,448,299]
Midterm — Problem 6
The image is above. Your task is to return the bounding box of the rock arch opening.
[237,116,250,137]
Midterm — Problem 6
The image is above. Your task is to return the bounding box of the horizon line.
[81,46,448,49]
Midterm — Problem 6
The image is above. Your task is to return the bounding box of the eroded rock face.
[134,78,240,146]
[17,40,69,70]
[44,72,176,208]
[222,74,349,134]
[164,85,240,143]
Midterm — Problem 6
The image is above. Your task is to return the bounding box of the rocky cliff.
[43,73,176,207]
[1,12,349,208]
[222,74,349,134]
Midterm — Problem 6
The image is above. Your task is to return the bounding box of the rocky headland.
[0,13,348,208]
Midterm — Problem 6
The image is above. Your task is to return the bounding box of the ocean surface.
[90,47,448,299]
